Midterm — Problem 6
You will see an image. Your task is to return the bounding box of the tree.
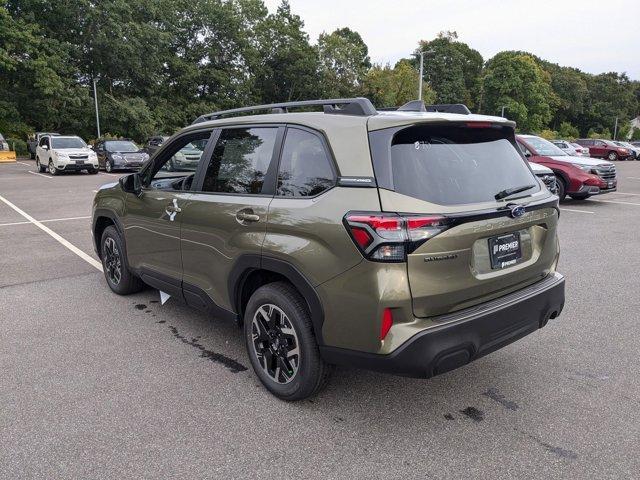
[481,52,555,132]
[317,27,370,98]
[252,1,319,103]
[414,31,483,110]
[361,60,434,108]
[558,121,580,140]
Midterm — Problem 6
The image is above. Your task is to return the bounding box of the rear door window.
[277,128,335,197]
[369,124,539,205]
[201,127,278,194]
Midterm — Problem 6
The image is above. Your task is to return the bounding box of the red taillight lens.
[350,227,372,249]
[466,122,493,128]
[344,212,449,262]
[380,308,393,340]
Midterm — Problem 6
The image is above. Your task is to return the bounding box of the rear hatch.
[368,120,559,317]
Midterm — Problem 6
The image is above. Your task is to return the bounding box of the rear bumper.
[320,272,565,378]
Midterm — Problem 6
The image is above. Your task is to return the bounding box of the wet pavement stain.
[529,435,578,460]
[168,325,247,373]
[155,320,166,324]
[134,304,147,310]
[444,413,455,421]
[150,300,159,304]
[460,407,484,422]
[483,387,519,411]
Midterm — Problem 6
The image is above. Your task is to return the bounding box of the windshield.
[524,136,567,156]
[105,141,138,152]
[369,124,539,205]
[52,137,87,149]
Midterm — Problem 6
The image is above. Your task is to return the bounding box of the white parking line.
[16,161,32,167]
[590,199,640,207]
[27,171,52,179]
[0,194,102,271]
[0,215,91,228]
[560,208,595,214]
[609,192,640,197]
[627,177,640,180]
[101,172,120,177]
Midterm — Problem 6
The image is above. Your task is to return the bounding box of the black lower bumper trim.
[319,272,565,378]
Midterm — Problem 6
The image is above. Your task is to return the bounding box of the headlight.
[141,152,149,160]
[575,164,593,172]
[112,154,123,161]
[57,152,68,158]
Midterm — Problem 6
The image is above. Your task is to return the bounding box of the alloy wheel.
[48,161,56,175]
[106,161,112,172]
[251,304,300,384]
[103,237,122,285]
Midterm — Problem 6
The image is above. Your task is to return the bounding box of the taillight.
[344,212,450,262]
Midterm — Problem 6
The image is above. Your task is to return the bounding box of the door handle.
[236,211,260,223]
[165,199,181,221]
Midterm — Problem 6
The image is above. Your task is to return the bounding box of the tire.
[555,175,567,201]
[569,194,589,200]
[607,151,618,161]
[105,160,113,173]
[48,159,58,176]
[100,226,143,295]
[244,282,332,401]
[35,157,46,173]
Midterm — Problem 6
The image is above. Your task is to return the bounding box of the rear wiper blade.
[494,184,536,200]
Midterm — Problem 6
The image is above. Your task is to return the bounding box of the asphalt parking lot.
[1,159,639,478]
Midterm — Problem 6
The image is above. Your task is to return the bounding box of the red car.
[516,135,617,201]
[574,138,632,161]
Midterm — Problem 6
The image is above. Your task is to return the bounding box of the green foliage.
[538,129,557,140]
[415,31,483,110]
[558,121,580,140]
[6,137,27,155]
[361,60,434,108]
[587,128,612,139]
[1,2,638,143]
[481,52,555,132]
[631,129,640,141]
[317,27,371,98]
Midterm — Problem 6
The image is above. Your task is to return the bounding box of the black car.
[94,140,149,172]
[144,135,169,158]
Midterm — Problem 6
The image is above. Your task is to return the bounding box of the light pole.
[417,49,434,100]
[613,117,618,140]
[93,78,101,138]
[501,105,506,117]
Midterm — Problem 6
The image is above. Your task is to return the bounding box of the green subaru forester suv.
[92,98,565,400]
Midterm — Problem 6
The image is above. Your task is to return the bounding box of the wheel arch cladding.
[92,209,124,259]
[230,255,326,345]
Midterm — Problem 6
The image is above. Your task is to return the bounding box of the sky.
[264,0,640,80]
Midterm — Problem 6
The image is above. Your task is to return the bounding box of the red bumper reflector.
[380,308,393,340]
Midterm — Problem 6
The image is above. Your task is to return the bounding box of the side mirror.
[119,173,143,196]
[524,151,531,158]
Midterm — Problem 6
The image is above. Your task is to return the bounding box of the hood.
[548,155,611,167]
[529,162,553,174]
[53,147,94,154]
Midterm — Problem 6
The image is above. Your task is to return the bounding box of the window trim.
[272,124,339,200]
[190,124,285,197]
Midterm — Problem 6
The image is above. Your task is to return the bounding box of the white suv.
[36,135,99,175]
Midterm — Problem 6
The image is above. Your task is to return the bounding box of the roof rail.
[192,98,377,124]
[396,100,471,115]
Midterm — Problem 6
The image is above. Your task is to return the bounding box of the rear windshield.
[105,141,138,152]
[369,124,539,205]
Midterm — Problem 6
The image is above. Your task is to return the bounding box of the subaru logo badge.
[510,205,526,218]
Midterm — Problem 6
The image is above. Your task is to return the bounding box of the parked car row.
[550,139,589,157]
[574,138,634,161]
[517,134,617,201]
